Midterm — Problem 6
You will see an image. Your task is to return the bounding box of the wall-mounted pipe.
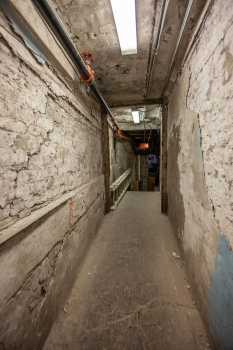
[168,0,194,73]
[145,0,171,97]
[182,0,213,66]
[162,0,194,95]
[32,0,119,130]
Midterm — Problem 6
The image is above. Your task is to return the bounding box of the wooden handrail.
[0,177,102,247]
[110,168,132,210]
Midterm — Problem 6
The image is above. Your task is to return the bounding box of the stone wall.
[0,3,105,349]
[167,1,233,348]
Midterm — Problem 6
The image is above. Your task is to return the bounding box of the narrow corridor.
[1,1,233,348]
[44,192,210,350]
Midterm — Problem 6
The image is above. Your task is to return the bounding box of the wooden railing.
[110,168,132,210]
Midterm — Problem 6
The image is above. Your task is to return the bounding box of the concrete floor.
[44,192,211,350]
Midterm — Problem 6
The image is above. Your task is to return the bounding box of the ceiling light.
[132,111,140,124]
[110,0,137,55]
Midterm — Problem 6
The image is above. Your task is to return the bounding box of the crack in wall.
[0,32,103,228]
[190,16,233,83]
[185,70,192,108]
[0,27,99,129]
[0,7,106,349]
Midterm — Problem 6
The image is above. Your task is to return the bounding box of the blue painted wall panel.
[209,235,233,350]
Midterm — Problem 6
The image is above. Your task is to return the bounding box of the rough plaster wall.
[0,12,104,350]
[109,127,135,184]
[167,1,233,348]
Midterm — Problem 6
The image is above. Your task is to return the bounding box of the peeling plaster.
[167,1,233,349]
[0,11,105,349]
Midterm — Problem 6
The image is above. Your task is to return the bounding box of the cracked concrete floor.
[44,192,211,350]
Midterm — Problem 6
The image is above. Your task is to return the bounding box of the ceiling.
[112,105,161,131]
[112,105,161,153]
[54,0,207,106]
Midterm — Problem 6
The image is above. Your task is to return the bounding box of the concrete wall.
[0,3,105,349]
[109,127,135,184]
[167,1,233,348]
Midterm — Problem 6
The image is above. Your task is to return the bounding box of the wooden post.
[101,111,111,213]
[160,102,168,214]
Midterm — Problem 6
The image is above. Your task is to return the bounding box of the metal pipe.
[145,0,171,96]
[154,0,171,56]
[162,0,194,95]
[168,0,194,72]
[32,0,118,130]
[182,0,213,66]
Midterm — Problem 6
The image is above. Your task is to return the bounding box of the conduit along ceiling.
[54,0,207,106]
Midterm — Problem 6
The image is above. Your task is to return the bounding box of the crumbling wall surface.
[109,128,135,184]
[167,0,233,348]
[0,7,104,350]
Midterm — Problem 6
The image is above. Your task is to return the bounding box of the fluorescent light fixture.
[110,0,137,55]
[132,111,140,124]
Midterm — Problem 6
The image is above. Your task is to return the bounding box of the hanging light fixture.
[132,111,140,124]
[138,143,149,150]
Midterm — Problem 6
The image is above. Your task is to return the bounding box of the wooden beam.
[160,102,168,214]
[102,110,111,213]
[110,98,163,108]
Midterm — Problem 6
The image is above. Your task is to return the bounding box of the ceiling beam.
[110,98,163,108]
[126,130,153,134]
